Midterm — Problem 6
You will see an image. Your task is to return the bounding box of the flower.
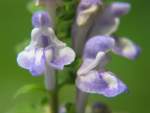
[72,0,131,56]
[17,11,75,76]
[72,0,103,55]
[76,35,140,97]
[89,2,131,37]
[73,1,140,97]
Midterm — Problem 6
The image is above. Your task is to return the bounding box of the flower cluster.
[16,0,141,113]
[73,0,140,97]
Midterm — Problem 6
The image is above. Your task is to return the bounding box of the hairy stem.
[44,65,59,113]
[76,88,89,113]
[45,0,57,28]
[49,74,59,113]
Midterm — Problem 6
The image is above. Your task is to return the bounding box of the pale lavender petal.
[112,37,141,60]
[84,36,115,58]
[76,70,107,95]
[76,71,127,97]
[29,48,45,76]
[50,47,75,70]
[32,11,52,27]
[17,48,45,76]
[100,72,128,97]
[108,2,131,17]
[17,49,35,70]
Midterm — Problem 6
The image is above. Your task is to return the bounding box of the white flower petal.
[17,49,35,70]
[77,52,105,75]
[29,48,45,76]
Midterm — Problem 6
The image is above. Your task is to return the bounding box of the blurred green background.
[0,0,149,113]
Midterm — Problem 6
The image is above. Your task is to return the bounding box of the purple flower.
[17,11,75,76]
[76,35,139,97]
[72,1,131,56]
[72,0,103,56]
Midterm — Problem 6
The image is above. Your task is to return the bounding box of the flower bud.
[32,11,52,28]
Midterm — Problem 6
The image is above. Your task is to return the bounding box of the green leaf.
[7,103,49,113]
[14,84,46,99]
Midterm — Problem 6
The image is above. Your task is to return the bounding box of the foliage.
[14,84,46,99]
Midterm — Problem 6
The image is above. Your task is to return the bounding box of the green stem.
[76,88,88,113]
[49,74,59,113]
[44,64,59,113]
